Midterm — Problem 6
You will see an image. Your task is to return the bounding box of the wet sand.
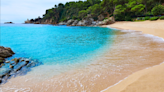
[102,20,164,92]
[1,21,164,92]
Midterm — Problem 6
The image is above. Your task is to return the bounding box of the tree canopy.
[39,0,164,22]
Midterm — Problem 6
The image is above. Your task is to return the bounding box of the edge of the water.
[100,25,164,92]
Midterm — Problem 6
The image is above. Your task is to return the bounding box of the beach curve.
[102,20,164,92]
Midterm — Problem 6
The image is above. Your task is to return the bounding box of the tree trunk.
[145,3,147,14]
[113,5,116,18]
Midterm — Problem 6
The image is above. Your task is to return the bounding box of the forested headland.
[25,0,164,25]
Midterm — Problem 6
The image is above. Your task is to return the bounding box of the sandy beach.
[102,20,164,92]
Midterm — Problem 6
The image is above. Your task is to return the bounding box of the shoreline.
[1,21,164,91]
[102,20,164,92]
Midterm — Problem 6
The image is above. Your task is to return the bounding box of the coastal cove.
[1,22,164,91]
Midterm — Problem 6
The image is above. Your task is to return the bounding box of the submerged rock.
[9,64,14,69]
[0,57,42,84]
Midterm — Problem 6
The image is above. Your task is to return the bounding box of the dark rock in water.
[0,79,2,84]
[4,22,14,24]
[0,74,5,79]
[0,57,42,84]
[5,61,10,63]
[12,58,20,64]
[1,63,5,66]
[15,66,23,72]
[9,64,14,69]
[0,46,15,59]
[21,59,25,62]
[25,60,30,64]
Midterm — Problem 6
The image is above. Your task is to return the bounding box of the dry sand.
[102,20,164,92]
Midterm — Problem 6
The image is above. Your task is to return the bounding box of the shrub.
[159,16,164,20]
[125,16,132,21]
[144,17,150,20]
[59,18,67,22]
[104,17,108,20]
[137,17,142,20]
[142,17,145,20]
[149,17,159,21]
[72,16,78,20]
[151,5,164,15]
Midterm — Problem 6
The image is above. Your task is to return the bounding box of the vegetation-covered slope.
[27,0,164,24]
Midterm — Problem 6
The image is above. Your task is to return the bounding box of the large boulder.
[76,20,84,26]
[98,14,105,21]
[0,46,15,59]
[71,20,79,26]
[76,18,94,26]
[66,19,75,26]
[59,22,67,25]
[96,17,115,26]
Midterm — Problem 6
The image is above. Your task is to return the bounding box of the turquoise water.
[1,24,115,65]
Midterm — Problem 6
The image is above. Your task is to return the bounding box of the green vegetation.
[159,16,164,20]
[149,17,159,21]
[39,0,164,23]
[151,5,164,16]
[144,17,150,20]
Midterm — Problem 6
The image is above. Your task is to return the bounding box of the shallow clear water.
[1,24,115,65]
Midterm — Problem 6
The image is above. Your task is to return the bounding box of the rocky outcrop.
[98,14,105,21]
[4,22,13,24]
[72,20,79,26]
[0,58,42,84]
[59,22,67,25]
[0,46,42,84]
[66,19,75,26]
[0,46,15,60]
[24,14,115,26]
[96,17,115,26]
[24,17,43,24]
[76,18,94,26]
[61,16,115,26]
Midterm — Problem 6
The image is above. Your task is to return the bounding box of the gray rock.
[96,17,115,26]
[1,63,5,66]
[12,58,20,64]
[66,19,75,26]
[71,20,79,26]
[5,61,10,63]
[9,64,14,69]
[59,22,67,25]
[76,18,94,26]
[98,14,105,21]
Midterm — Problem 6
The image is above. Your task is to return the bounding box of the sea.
[1,23,164,92]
